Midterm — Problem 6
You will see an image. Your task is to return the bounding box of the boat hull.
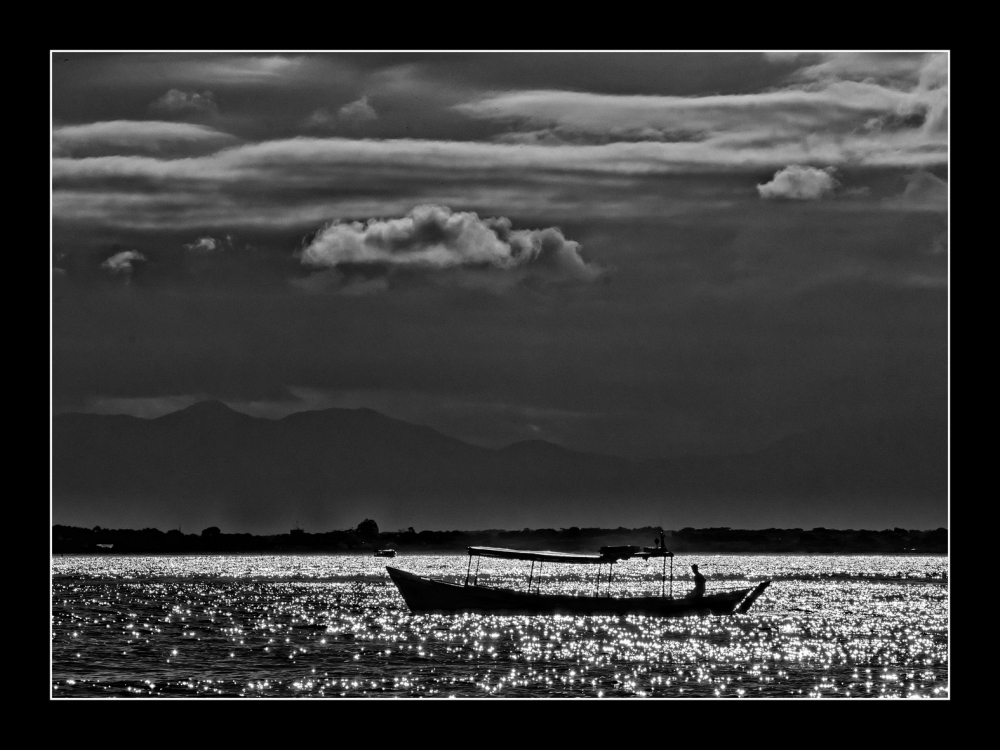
[386,567,769,617]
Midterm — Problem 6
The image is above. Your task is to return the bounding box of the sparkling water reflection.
[52,554,948,698]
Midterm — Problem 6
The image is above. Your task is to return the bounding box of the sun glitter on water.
[52,554,948,698]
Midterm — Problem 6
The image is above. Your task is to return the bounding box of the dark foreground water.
[52,554,948,698]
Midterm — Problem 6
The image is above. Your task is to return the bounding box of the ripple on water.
[52,554,948,698]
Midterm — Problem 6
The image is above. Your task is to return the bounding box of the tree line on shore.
[52,520,947,555]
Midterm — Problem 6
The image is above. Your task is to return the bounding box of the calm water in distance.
[52,554,948,698]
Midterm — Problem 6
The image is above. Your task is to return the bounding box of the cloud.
[150,56,304,85]
[184,236,220,252]
[763,51,808,64]
[298,205,605,289]
[794,52,947,137]
[305,96,378,130]
[52,112,946,231]
[456,81,932,144]
[52,120,238,157]
[53,129,945,185]
[50,133,945,232]
[795,53,930,84]
[883,170,948,212]
[100,250,147,274]
[914,54,948,136]
[454,61,947,172]
[150,89,219,115]
[177,55,303,83]
[338,96,377,125]
[304,108,337,129]
[758,165,839,200]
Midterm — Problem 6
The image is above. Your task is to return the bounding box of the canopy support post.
[608,563,613,596]
[465,552,473,587]
[595,563,601,597]
[669,555,674,598]
[661,554,666,597]
[537,561,543,594]
[473,555,481,586]
[527,560,535,591]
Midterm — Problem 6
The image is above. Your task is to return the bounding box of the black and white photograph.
[51,50,948,698]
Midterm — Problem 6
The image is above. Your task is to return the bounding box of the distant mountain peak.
[502,439,569,453]
[155,399,248,421]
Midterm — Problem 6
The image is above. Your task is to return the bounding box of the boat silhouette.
[387,544,769,617]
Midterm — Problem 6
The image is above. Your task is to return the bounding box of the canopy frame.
[464,542,676,598]
[467,545,665,565]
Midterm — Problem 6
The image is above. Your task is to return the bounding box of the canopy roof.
[467,545,665,564]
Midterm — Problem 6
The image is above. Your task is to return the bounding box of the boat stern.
[736,580,771,614]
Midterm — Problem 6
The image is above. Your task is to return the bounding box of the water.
[51,554,948,698]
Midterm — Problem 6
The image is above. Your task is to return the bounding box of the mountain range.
[52,401,947,533]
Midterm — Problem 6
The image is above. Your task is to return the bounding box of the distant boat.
[374,549,397,558]
[386,545,769,617]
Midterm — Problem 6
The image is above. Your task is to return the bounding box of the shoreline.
[52,524,949,556]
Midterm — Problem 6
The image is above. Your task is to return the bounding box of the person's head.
[692,564,699,572]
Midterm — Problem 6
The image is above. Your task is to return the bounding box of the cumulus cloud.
[100,250,147,274]
[305,96,378,130]
[758,165,839,200]
[298,205,604,290]
[184,236,220,252]
[150,89,219,115]
[52,120,237,157]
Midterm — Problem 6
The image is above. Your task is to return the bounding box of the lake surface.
[52,554,948,698]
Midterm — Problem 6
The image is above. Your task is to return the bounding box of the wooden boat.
[386,544,770,617]
[374,549,397,558]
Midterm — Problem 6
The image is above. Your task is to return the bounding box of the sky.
[52,51,948,461]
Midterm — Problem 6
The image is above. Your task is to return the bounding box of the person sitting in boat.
[690,564,706,599]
